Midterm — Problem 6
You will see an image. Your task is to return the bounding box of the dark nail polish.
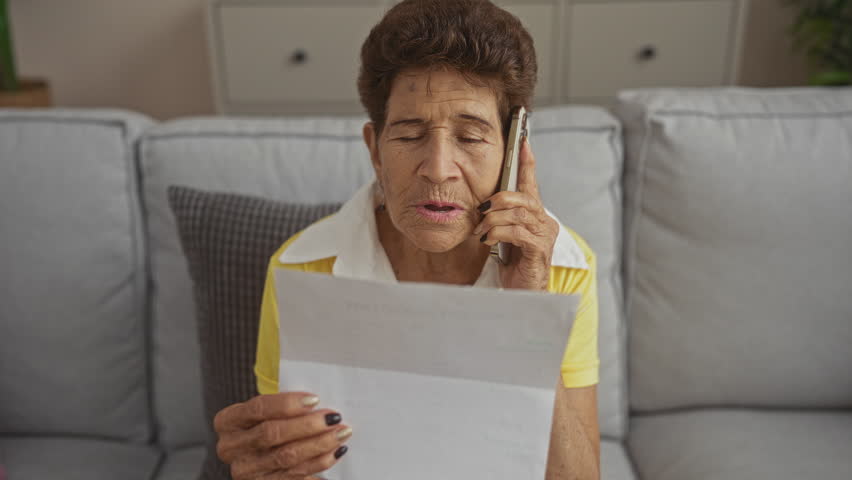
[334,445,349,459]
[477,200,491,213]
[325,413,342,426]
[480,233,487,242]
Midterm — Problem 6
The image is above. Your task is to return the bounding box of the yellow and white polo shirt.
[254,181,600,394]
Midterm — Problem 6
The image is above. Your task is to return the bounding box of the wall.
[9,0,214,120]
[9,0,816,120]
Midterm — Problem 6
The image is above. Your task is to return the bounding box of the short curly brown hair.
[357,0,537,137]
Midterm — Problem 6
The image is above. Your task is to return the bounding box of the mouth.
[418,201,464,212]
[414,201,465,222]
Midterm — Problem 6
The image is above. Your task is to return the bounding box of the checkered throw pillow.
[168,185,341,480]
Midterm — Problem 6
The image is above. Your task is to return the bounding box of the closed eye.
[393,136,483,143]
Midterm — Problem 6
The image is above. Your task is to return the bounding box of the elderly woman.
[214,0,600,478]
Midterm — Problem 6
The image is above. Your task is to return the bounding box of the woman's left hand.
[474,137,559,291]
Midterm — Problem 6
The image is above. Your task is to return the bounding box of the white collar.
[279,181,589,286]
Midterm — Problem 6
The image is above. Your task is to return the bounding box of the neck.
[375,207,491,285]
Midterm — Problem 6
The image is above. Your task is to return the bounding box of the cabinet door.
[497,2,557,104]
[217,5,383,106]
[566,0,735,100]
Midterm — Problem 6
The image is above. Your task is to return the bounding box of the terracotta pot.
[0,77,51,107]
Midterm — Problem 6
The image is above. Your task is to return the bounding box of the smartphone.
[490,106,529,265]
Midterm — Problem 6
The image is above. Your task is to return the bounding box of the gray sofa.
[1,87,850,480]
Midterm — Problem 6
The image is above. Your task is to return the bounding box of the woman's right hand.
[214,392,352,479]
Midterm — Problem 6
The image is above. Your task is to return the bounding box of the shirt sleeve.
[254,261,282,395]
[555,230,601,389]
[254,236,336,395]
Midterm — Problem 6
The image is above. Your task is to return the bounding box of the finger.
[228,450,266,480]
[480,224,535,250]
[282,444,350,477]
[256,425,352,474]
[219,408,342,460]
[473,207,548,236]
[229,425,351,478]
[249,470,293,480]
[251,472,326,480]
[215,392,320,433]
[516,137,540,197]
[478,190,544,219]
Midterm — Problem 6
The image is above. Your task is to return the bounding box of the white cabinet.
[209,0,387,114]
[208,0,747,114]
[218,5,382,106]
[566,0,738,102]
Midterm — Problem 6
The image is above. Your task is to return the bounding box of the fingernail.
[477,200,491,213]
[334,445,349,459]
[336,426,353,441]
[301,395,320,407]
[480,233,487,243]
[325,413,342,426]
[473,224,482,235]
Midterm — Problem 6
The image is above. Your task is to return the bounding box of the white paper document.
[275,268,580,480]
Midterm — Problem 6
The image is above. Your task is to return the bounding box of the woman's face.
[363,67,505,253]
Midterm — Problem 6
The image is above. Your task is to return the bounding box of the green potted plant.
[0,0,51,107]
[786,0,852,86]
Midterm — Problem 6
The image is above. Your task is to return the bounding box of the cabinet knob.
[290,49,309,65]
[637,45,657,61]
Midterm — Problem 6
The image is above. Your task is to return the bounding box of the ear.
[363,122,381,176]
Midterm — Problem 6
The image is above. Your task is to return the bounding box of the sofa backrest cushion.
[617,88,852,411]
[138,116,375,448]
[530,106,627,439]
[0,109,153,441]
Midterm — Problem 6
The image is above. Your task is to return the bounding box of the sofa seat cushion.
[601,439,638,480]
[155,445,206,480]
[628,409,852,480]
[0,436,160,480]
[147,441,634,480]
[148,442,635,480]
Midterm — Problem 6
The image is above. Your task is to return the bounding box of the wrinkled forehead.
[385,67,501,127]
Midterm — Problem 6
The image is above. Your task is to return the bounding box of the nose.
[417,134,462,184]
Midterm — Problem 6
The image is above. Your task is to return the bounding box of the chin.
[405,226,466,253]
